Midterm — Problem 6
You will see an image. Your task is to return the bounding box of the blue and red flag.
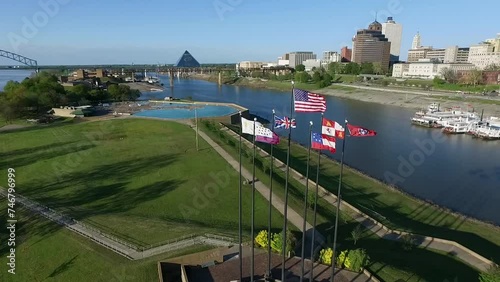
[311,132,336,153]
[274,116,296,129]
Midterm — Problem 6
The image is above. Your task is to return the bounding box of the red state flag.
[347,124,377,137]
[322,118,345,139]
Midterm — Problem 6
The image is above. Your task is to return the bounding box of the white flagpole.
[330,119,348,282]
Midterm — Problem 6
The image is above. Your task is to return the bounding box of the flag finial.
[272,109,275,114]
[291,80,295,85]
[254,117,257,121]
[310,121,313,126]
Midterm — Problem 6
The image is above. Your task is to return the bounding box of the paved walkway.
[220,124,497,272]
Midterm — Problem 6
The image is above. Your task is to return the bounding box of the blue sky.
[0,0,499,65]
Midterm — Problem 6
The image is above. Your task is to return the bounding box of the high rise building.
[468,34,500,69]
[341,46,352,62]
[352,20,391,71]
[288,52,317,68]
[412,32,421,49]
[381,17,403,62]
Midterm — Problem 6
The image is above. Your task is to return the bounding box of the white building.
[381,17,403,62]
[411,32,421,49]
[392,60,476,79]
[277,59,290,66]
[303,59,322,71]
[288,52,317,68]
[239,61,264,69]
[468,35,500,69]
[408,46,469,63]
[322,51,341,62]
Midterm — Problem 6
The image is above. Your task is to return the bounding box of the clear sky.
[0,0,499,65]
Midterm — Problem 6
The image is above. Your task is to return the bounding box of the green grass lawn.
[199,121,483,281]
[0,118,283,247]
[0,199,215,282]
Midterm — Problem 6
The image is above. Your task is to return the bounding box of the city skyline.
[0,0,499,65]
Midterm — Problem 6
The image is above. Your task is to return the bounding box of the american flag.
[274,116,296,129]
[293,88,327,113]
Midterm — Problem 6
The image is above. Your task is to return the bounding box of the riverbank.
[124,82,164,92]
[189,74,500,117]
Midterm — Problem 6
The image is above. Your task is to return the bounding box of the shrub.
[255,230,269,248]
[337,250,351,269]
[319,247,334,265]
[346,248,370,272]
[401,233,416,251]
[270,229,295,255]
[350,224,363,245]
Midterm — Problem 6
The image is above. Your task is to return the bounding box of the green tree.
[328,62,342,76]
[312,71,322,83]
[344,62,361,75]
[479,264,500,282]
[360,62,374,74]
[350,224,363,245]
[433,77,446,85]
[440,67,458,83]
[467,68,484,86]
[107,84,140,101]
[295,64,306,72]
[295,72,311,83]
[373,62,384,75]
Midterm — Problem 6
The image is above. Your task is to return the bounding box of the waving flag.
[311,132,336,152]
[347,124,377,137]
[293,88,327,113]
[241,117,274,137]
[256,132,280,144]
[322,118,345,139]
[274,116,296,129]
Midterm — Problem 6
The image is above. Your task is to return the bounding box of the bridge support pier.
[218,72,222,86]
[169,70,174,88]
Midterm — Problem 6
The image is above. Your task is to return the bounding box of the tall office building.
[288,52,317,68]
[412,32,421,49]
[352,20,391,71]
[381,17,403,62]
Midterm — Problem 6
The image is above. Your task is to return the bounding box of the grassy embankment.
[0,119,284,248]
[0,198,215,281]
[199,121,485,282]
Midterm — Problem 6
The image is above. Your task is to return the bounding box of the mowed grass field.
[0,118,283,247]
[0,199,214,282]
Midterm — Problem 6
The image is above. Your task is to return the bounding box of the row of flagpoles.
[236,81,376,282]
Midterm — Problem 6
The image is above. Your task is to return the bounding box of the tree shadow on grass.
[47,255,78,278]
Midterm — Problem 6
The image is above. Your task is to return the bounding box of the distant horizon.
[1,0,499,65]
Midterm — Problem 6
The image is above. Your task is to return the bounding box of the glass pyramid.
[175,50,201,67]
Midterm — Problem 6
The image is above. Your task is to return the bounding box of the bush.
[346,249,370,272]
[319,247,334,265]
[337,250,351,268]
[255,230,269,248]
[270,229,296,255]
[401,233,416,251]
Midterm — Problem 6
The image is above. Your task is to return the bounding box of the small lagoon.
[133,103,237,119]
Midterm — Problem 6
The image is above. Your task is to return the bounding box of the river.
[2,70,500,225]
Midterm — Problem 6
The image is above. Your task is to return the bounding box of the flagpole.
[300,121,313,282]
[310,113,324,281]
[330,119,348,282]
[282,80,295,282]
[238,111,243,282]
[195,107,199,151]
[251,117,257,282]
[268,109,276,278]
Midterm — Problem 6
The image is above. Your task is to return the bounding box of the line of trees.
[0,72,140,121]
[437,67,486,87]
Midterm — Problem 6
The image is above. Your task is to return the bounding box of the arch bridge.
[0,49,38,69]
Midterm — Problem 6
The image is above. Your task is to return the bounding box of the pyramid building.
[175,50,201,67]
